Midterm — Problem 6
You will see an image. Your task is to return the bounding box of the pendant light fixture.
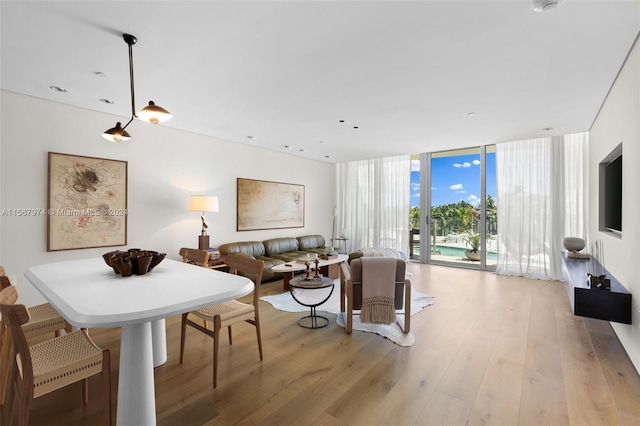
[102,122,131,142]
[102,34,172,142]
[532,0,563,12]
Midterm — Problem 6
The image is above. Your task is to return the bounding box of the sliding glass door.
[411,146,496,270]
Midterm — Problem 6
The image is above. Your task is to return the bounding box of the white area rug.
[261,284,435,346]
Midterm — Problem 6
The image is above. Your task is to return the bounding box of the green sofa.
[218,235,332,282]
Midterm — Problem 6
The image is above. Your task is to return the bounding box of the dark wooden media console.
[561,251,631,324]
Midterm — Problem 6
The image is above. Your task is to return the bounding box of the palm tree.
[485,195,497,235]
[409,206,421,229]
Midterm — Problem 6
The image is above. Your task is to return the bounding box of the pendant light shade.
[138,101,173,124]
[102,122,132,142]
[533,0,562,12]
[101,34,172,142]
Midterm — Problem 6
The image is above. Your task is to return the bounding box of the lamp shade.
[189,195,219,213]
[102,122,132,142]
[138,101,173,124]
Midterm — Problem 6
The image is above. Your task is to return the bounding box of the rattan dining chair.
[0,274,72,339]
[0,272,72,407]
[180,254,265,388]
[0,286,111,426]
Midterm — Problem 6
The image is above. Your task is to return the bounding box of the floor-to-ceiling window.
[410,146,496,270]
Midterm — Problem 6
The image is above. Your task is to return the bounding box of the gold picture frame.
[237,178,304,231]
[47,152,128,251]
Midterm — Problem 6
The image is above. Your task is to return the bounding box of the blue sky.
[411,152,496,208]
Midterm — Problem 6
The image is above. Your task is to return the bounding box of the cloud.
[456,190,467,194]
[411,182,420,191]
[468,194,480,205]
[411,159,420,172]
[454,161,477,168]
[450,183,463,190]
[431,187,437,191]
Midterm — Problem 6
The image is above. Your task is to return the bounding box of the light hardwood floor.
[19,263,640,425]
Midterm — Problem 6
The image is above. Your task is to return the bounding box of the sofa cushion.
[263,237,300,256]
[218,241,266,258]
[269,252,308,263]
[297,235,325,251]
[254,255,285,282]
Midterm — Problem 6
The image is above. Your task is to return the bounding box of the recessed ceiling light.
[299,149,305,152]
[49,86,67,93]
[468,112,476,116]
[247,135,255,140]
[99,98,114,104]
[319,141,324,144]
[353,126,359,129]
[542,127,553,131]
[94,71,107,78]
[284,145,292,149]
[325,155,330,158]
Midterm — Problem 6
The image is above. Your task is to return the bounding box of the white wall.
[589,36,640,372]
[0,91,336,306]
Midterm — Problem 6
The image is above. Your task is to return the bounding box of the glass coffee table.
[288,276,335,329]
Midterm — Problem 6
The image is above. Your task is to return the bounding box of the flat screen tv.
[604,154,622,233]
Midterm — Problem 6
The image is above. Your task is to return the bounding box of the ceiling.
[1,1,639,163]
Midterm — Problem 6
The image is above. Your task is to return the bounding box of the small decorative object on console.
[587,240,609,290]
[588,274,611,290]
[103,249,166,277]
[563,236,589,259]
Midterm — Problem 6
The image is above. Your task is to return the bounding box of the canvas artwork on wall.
[237,178,304,231]
[47,152,128,251]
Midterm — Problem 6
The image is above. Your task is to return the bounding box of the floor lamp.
[189,195,219,250]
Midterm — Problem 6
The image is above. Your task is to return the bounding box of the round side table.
[288,276,335,329]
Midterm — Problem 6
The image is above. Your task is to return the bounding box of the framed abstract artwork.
[237,178,304,231]
[47,152,128,251]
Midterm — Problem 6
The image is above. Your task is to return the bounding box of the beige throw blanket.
[360,257,397,324]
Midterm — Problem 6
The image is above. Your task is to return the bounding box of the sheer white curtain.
[562,133,590,241]
[335,155,410,256]
[496,133,588,280]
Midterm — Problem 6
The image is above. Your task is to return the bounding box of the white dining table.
[25,257,253,426]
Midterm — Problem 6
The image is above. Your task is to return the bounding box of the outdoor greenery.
[463,230,481,253]
[410,206,421,229]
[409,195,497,237]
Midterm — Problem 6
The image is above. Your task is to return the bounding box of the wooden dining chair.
[0,272,71,407]
[180,254,265,388]
[0,286,111,426]
[180,248,212,268]
[0,274,72,339]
